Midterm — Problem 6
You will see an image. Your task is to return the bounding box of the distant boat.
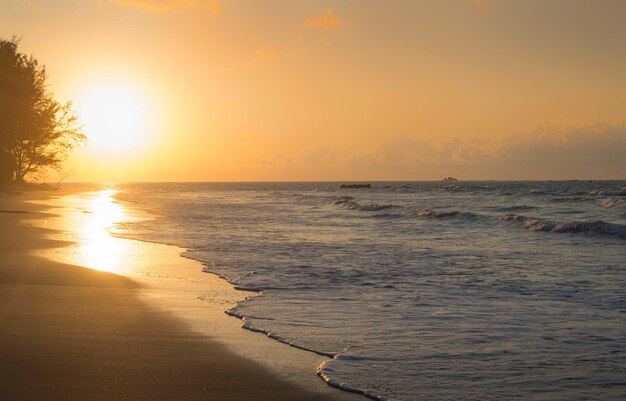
[340,184,372,189]
[442,177,458,181]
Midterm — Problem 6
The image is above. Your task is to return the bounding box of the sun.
[78,86,148,150]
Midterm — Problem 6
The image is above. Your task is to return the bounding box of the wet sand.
[0,191,360,401]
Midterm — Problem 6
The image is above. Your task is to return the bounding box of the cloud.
[304,9,342,31]
[458,123,626,166]
[276,122,626,180]
[106,0,220,13]
[350,122,626,179]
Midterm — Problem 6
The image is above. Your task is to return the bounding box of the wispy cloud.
[272,122,626,180]
[106,0,220,13]
[304,9,342,31]
[349,122,626,179]
[453,123,626,167]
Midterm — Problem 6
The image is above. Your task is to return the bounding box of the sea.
[112,181,626,401]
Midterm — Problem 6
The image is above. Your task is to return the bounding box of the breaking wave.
[590,187,626,196]
[331,197,397,212]
[415,208,482,220]
[500,214,626,238]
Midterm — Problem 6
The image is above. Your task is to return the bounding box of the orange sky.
[2,0,626,181]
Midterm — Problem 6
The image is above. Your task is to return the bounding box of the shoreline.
[0,188,363,401]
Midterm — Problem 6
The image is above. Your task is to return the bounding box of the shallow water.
[114,181,626,401]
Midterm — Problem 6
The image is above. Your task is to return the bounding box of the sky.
[1,0,626,181]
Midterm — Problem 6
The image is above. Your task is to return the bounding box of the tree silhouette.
[0,36,85,184]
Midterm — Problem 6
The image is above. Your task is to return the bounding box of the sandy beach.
[0,189,362,401]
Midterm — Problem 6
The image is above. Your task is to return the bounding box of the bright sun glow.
[79,87,148,149]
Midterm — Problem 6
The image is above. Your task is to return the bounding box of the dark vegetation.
[0,36,84,188]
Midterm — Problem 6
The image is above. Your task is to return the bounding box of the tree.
[0,36,85,184]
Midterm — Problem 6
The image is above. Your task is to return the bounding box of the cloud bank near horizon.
[277,122,626,180]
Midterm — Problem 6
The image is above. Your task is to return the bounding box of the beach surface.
[0,189,362,401]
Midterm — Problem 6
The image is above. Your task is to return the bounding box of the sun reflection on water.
[75,189,133,274]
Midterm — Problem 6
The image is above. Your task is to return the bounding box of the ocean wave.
[435,184,463,192]
[528,189,551,195]
[370,212,407,219]
[415,209,460,218]
[497,205,539,212]
[500,214,626,238]
[332,196,355,202]
[415,209,481,220]
[551,196,589,202]
[610,187,626,196]
[532,187,626,198]
[332,198,396,212]
[601,198,626,209]
[432,184,493,193]
[268,190,318,199]
[590,187,626,197]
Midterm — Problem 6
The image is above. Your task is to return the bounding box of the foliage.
[0,36,85,183]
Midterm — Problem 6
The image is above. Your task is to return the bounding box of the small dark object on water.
[443,177,458,181]
[340,184,372,189]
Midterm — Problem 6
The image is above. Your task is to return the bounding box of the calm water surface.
[114,181,626,401]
